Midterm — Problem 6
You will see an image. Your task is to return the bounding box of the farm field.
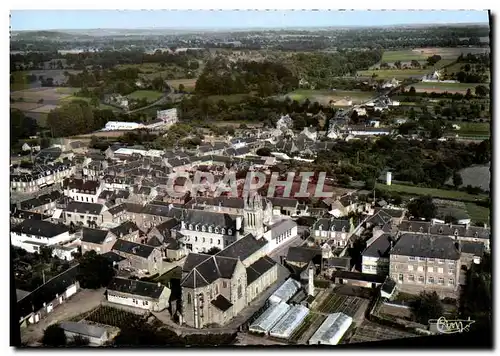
[78,305,146,329]
[349,320,418,344]
[127,90,164,101]
[285,89,375,105]
[412,82,484,94]
[10,70,81,91]
[381,50,428,62]
[167,78,197,92]
[414,47,489,59]
[117,63,197,80]
[449,122,490,136]
[376,182,488,202]
[465,202,490,224]
[314,292,368,319]
[289,312,326,344]
[357,68,429,79]
[60,96,119,111]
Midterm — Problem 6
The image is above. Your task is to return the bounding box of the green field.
[127,90,164,101]
[376,183,488,202]
[449,121,490,136]
[465,202,490,224]
[412,82,484,94]
[381,50,428,62]
[167,78,197,92]
[285,89,375,105]
[61,96,118,110]
[358,68,429,79]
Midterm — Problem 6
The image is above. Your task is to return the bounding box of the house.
[311,218,354,249]
[112,239,163,275]
[11,220,71,253]
[11,162,74,194]
[106,277,171,312]
[80,228,118,255]
[361,233,395,275]
[63,178,103,203]
[397,220,490,251]
[268,197,299,216]
[389,233,461,297]
[110,221,142,243]
[63,201,106,227]
[285,246,322,274]
[17,265,80,327]
[156,108,178,127]
[59,321,109,346]
[18,190,62,215]
[181,234,278,328]
[52,245,79,261]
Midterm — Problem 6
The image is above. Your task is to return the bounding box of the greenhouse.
[269,304,310,339]
[269,278,301,304]
[308,312,353,346]
[249,302,291,334]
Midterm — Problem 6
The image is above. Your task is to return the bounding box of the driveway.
[21,288,106,345]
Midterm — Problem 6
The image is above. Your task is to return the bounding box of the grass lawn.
[464,202,490,224]
[60,96,119,110]
[167,78,197,92]
[127,90,164,101]
[357,68,429,79]
[376,183,487,202]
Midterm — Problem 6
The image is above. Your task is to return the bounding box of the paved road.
[21,288,106,345]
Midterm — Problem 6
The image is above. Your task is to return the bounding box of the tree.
[464,63,471,72]
[364,178,376,190]
[206,247,221,255]
[410,291,444,324]
[408,86,416,95]
[178,84,185,92]
[407,195,437,221]
[475,85,488,97]
[42,324,67,346]
[256,147,272,157]
[77,250,115,289]
[452,171,463,188]
[465,88,472,100]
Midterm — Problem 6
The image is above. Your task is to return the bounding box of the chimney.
[308,266,315,297]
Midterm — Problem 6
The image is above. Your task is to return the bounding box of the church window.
[218,239,221,245]
[195,236,198,242]
[222,228,226,235]
[238,285,242,299]
[187,293,192,304]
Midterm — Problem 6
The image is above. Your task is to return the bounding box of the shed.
[59,321,109,345]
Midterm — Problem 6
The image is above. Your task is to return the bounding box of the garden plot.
[349,320,418,343]
[314,292,368,319]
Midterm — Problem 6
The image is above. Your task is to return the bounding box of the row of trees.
[314,137,490,188]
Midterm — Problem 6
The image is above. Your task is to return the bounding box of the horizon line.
[12,21,490,32]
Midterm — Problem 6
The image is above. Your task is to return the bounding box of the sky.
[10,10,489,31]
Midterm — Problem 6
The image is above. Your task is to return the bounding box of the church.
[178,194,298,328]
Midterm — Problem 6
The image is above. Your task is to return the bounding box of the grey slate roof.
[246,256,277,285]
[59,321,107,339]
[107,277,165,299]
[110,221,141,237]
[268,219,297,240]
[216,234,267,262]
[362,233,395,258]
[286,246,321,264]
[391,233,461,260]
[398,221,490,240]
[211,294,233,312]
[81,228,111,244]
[181,254,239,289]
[460,241,485,256]
[112,239,156,259]
[11,220,69,238]
[183,209,238,229]
[101,251,127,264]
[65,201,104,215]
[313,218,351,231]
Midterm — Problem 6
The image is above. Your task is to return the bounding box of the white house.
[106,277,171,312]
[156,108,178,127]
[63,178,103,204]
[11,220,72,253]
[103,121,142,131]
[263,219,298,253]
[361,232,394,276]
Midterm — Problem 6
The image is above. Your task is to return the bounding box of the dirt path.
[21,288,106,345]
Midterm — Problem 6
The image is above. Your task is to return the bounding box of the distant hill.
[11,30,93,40]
